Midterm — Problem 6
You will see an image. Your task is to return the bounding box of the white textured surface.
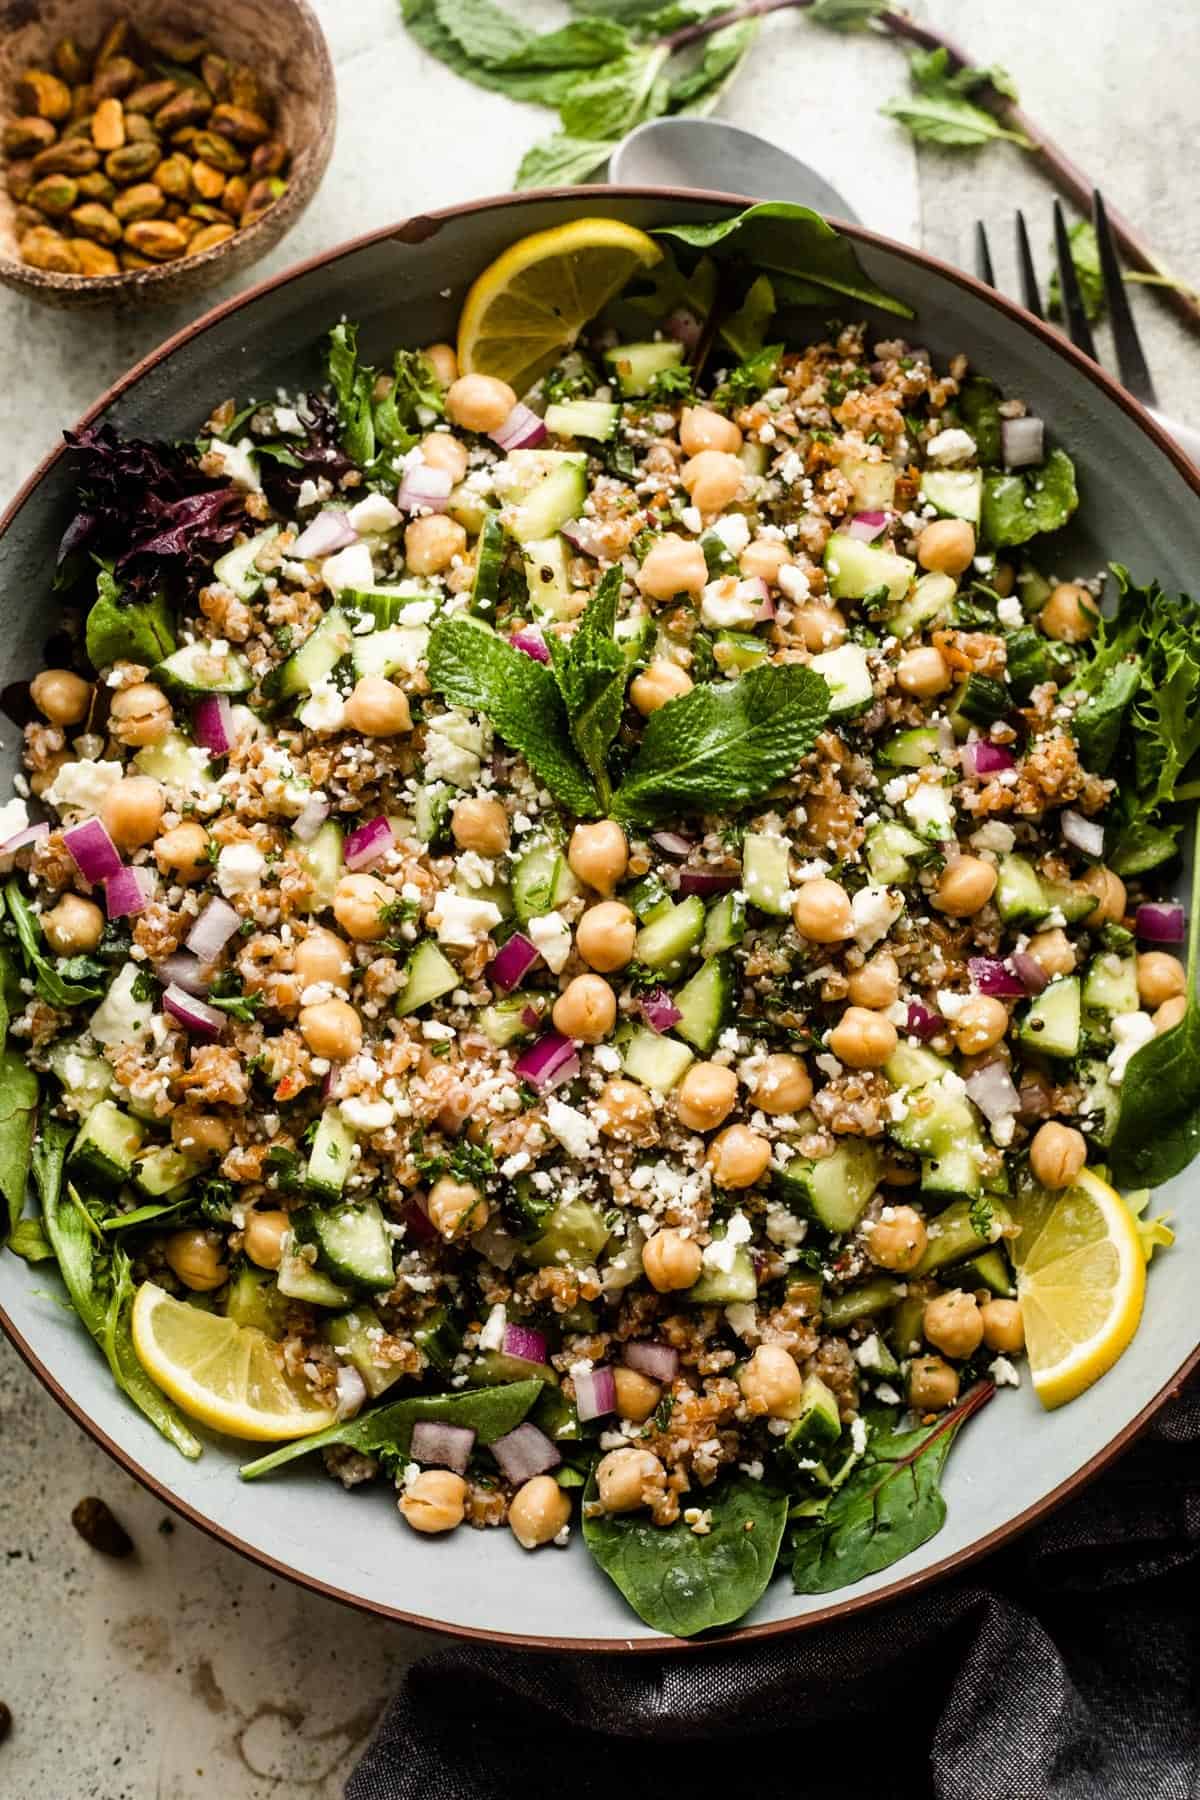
[0,2,1196,1793]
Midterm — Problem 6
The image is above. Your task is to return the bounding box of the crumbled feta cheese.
[527,909,572,974]
[725,1301,758,1338]
[43,758,123,816]
[423,709,485,788]
[215,842,265,898]
[996,595,1024,629]
[298,680,345,734]
[851,883,902,951]
[339,1095,395,1132]
[924,427,976,465]
[431,891,502,949]
[680,505,703,534]
[347,492,403,534]
[1108,1009,1156,1085]
[904,781,954,838]
[854,1334,887,1371]
[545,1098,598,1160]
[478,1303,507,1352]
[0,797,29,849]
[455,850,495,891]
[710,512,750,556]
[777,562,811,603]
[726,1212,752,1246]
[849,1416,868,1455]
[699,576,764,630]
[207,436,261,492]
[591,1041,621,1073]
[765,1204,805,1248]
[322,541,375,594]
[989,1355,1021,1388]
[937,989,969,1020]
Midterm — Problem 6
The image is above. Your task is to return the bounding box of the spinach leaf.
[612,661,830,825]
[980,448,1078,547]
[0,1047,39,1240]
[718,273,776,361]
[1071,661,1141,774]
[582,1470,788,1636]
[6,1216,53,1262]
[1048,220,1105,324]
[791,1384,994,1594]
[959,376,1003,466]
[5,881,106,1007]
[546,567,628,807]
[883,48,1028,149]
[85,564,176,670]
[240,1378,544,1479]
[712,342,784,410]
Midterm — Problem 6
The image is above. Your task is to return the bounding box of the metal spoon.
[609,117,859,223]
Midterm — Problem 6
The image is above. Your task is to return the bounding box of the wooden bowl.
[0,0,335,306]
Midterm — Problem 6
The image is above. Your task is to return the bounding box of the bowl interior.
[2,190,1199,1648]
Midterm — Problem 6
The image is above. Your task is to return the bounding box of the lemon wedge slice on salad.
[1009,1167,1146,1410]
[132,1282,337,1441]
[457,218,662,394]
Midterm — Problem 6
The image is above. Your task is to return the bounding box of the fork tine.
[1052,198,1099,361]
[974,221,996,289]
[1014,212,1044,320]
[1092,189,1158,406]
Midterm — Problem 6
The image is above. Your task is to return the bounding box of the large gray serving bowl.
[2,188,1199,1650]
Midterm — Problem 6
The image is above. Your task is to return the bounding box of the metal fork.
[975,192,1200,467]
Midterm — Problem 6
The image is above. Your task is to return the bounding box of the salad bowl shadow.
[1,187,1199,1650]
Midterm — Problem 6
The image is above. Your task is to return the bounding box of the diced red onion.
[153,950,212,996]
[560,518,602,559]
[489,403,547,452]
[0,821,49,857]
[665,308,702,351]
[502,1323,547,1366]
[410,1420,476,1474]
[965,1061,1021,1124]
[343,815,394,872]
[185,896,241,961]
[651,831,693,859]
[513,1030,578,1091]
[1001,415,1045,469]
[1010,951,1050,995]
[403,1197,438,1244]
[968,955,1026,998]
[639,987,682,1034]
[490,1421,561,1483]
[623,1341,679,1383]
[162,981,226,1040]
[1061,809,1105,857]
[847,510,889,542]
[192,693,234,755]
[103,864,153,919]
[322,1063,340,1100]
[573,1365,617,1423]
[677,866,740,898]
[63,816,122,883]
[396,462,453,513]
[906,1000,943,1041]
[544,1051,580,1091]
[291,794,331,843]
[335,1366,367,1421]
[293,510,357,558]
[510,628,550,664]
[1136,902,1186,944]
[521,1002,543,1030]
[491,931,540,994]
[967,740,1016,777]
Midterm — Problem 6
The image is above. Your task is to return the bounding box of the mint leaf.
[1048,219,1105,323]
[980,448,1078,547]
[560,44,670,139]
[668,19,758,114]
[433,0,531,62]
[547,567,628,807]
[910,47,1017,102]
[494,18,631,68]
[403,0,590,104]
[515,132,615,190]
[884,52,1029,149]
[807,0,886,26]
[613,662,830,824]
[426,616,600,817]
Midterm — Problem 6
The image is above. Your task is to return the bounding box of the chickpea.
[933,856,998,918]
[451,795,508,856]
[1155,995,1187,1035]
[342,675,413,737]
[333,872,393,941]
[679,404,743,457]
[739,538,792,585]
[243,1208,290,1270]
[295,927,352,990]
[1079,865,1126,926]
[41,892,103,955]
[1137,951,1186,1009]
[170,1110,233,1159]
[908,1354,960,1412]
[738,1343,804,1419]
[575,900,636,973]
[595,1446,662,1514]
[866,1204,927,1273]
[641,1227,702,1293]
[508,1474,571,1550]
[794,604,847,652]
[792,878,853,944]
[896,645,952,697]
[630,659,693,715]
[153,820,209,882]
[636,534,708,602]
[980,1298,1025,1354]
[706,1122,771,1188]
[916,518,975,577]
[567,820,627,896]
[1027,927,1075,978]
[100,775,164,850]
[923,1289,984,1360]
[552,973,616,1043]
[422,341,458,387]
[426,1176,488,1240]
[675,1061,738,1132]
[952,995,1009,1056]
[164,1228,227,1292]
[681,449,743,518]
[1029,1120,1087,1190]
[399,1468,467,1534]
[847,951,900,1010]
[829,1006,898,1070]
[750,1052,813,1116]
[109,681,172,747]
[405,513,467,576]
[613,1366,661,1424]
[30,668,90,727]
[445,372,516,434]
[299,997,362,1061]
[1040,581,1097,643]
[418,431,468,485]
[595,1077,656,1145]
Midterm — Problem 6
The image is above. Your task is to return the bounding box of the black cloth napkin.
[348,1375,1200,1800]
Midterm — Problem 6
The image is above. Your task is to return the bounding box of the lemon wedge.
[1009,1167,1146,1410]
[131,1281,337,1441]
[457,218,662,394]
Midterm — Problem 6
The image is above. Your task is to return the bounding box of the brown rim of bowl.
[2,184,1200,1654]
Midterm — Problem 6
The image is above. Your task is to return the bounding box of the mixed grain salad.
[1,207,1195,1635]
